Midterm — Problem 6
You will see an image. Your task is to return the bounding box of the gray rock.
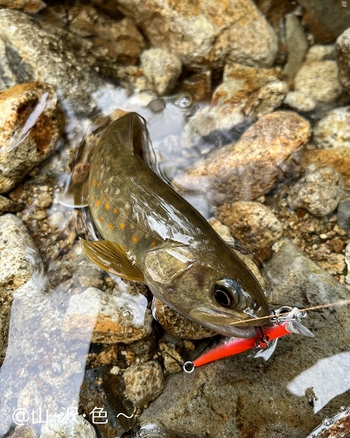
[0,195,22,214]
[287,166,344,217]
[314,106,350,149]
[140,240,350,437]
[0,82,65,194]
[0,214,43,356]
[40,413,96,438]
[283,13,309,81]
[141,48,182,95]
[123,361,165,408]
[216,201,282,251]
[336,28,350,94]
[0,9,106,114]
[337,197,350,229]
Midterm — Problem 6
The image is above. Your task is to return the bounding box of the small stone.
[185,63,287,144]
[0,82,65,194]
[0,214,43,355]
[294,60,342,103]
[303,147,350,187]
[287,167,344,217]
[36,193,53,209]
[174,111,311,207]
[123,361,165,408]
[0,195,22,215]
[48,212,66,229]
[207,218,235,244]
[216,201,283,251]
[336,27,350,93]
[284,91,316,112]
[314,106,350,149]
[141,48,182,95]
[159,343,183,374]
[63,287,152,344]
[40,413,96,438]
[337,197,350,229]
[10,425,38,438]
[317,253,346,276]
[153,298,216,340]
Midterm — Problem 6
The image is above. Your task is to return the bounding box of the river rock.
[153,298,216,340]
[336,27,350,94]
[302,148,350,188]
[216,201,283,251]
[0,195,22,215]
[307,406,350,438]
[298,0,350,43]
[314,106,350,149]
[283,13,309,81]
[184,63,287,144]
[40,413,97,438]
[10,425,38,438]
[0,9,106,113]
[123,361,165,408]
[70,5,145,65]
[140,240,350,437]
[287,167,344,217]
[96,0,277,70]
[173,111,311,207]
[0,82,64,194]
[285,59,343,112]
[0,214,43,356]
[0,0,46,13]
[141,48,182,95]
[63,286,152,344]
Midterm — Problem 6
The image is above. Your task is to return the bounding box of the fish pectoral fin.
[80,239,145,283]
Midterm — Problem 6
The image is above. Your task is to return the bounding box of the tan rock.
[174,111,311,207]
[0,82,64,194]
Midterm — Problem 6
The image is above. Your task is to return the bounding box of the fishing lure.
[183,307,314,372]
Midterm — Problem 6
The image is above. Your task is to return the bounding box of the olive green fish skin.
[86,112,269,338]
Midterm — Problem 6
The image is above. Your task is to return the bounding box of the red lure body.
[192,322,292,368]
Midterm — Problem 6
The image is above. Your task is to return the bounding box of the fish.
[80,111,270,338]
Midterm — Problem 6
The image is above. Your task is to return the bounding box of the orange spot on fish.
[120,223,125,230]
[109,223,114,230]
[105,203,110,211]
[97,181,101,188]
[150,242,157,248]
[99,217,103,223]
[132,236,138,244]
[114,208,118,214]
[96,199,101,207]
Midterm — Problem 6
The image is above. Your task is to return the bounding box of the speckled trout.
[81,112,269,338]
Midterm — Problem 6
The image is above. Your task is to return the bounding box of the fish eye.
[213,278,241,308]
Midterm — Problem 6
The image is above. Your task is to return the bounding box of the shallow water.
[0,3,350,438]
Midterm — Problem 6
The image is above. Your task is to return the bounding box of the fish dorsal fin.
[80,239,145,283]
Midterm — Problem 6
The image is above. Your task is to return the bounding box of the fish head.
[143,243,270,338]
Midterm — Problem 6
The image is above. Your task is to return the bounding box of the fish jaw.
[142,243,270,338]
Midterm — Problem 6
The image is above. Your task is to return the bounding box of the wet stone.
[298,0,350,43]
[185,63,287,144]
[63,286,152,344]
[40,413,97,438]
[0,195,22,215]
[216,201,282,251]
[336,27,350,95]
[337,197,350,230]
[314,107,350,149]
[0,9,106,113]
[174,111,311,207]
[287,166,344,217]
[106,0,277,70]
[141,48,182,96]
[123,361,165,408]
[0,82,65,194]
[303,147,350,188]
[285,58,343,112]
[10,425,38,438]
[0,214,42,356]
[153,298,215,340]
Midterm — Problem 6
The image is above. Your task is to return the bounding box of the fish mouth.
[189,308,268,338]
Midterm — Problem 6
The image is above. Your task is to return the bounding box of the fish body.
[81,112,269,338]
